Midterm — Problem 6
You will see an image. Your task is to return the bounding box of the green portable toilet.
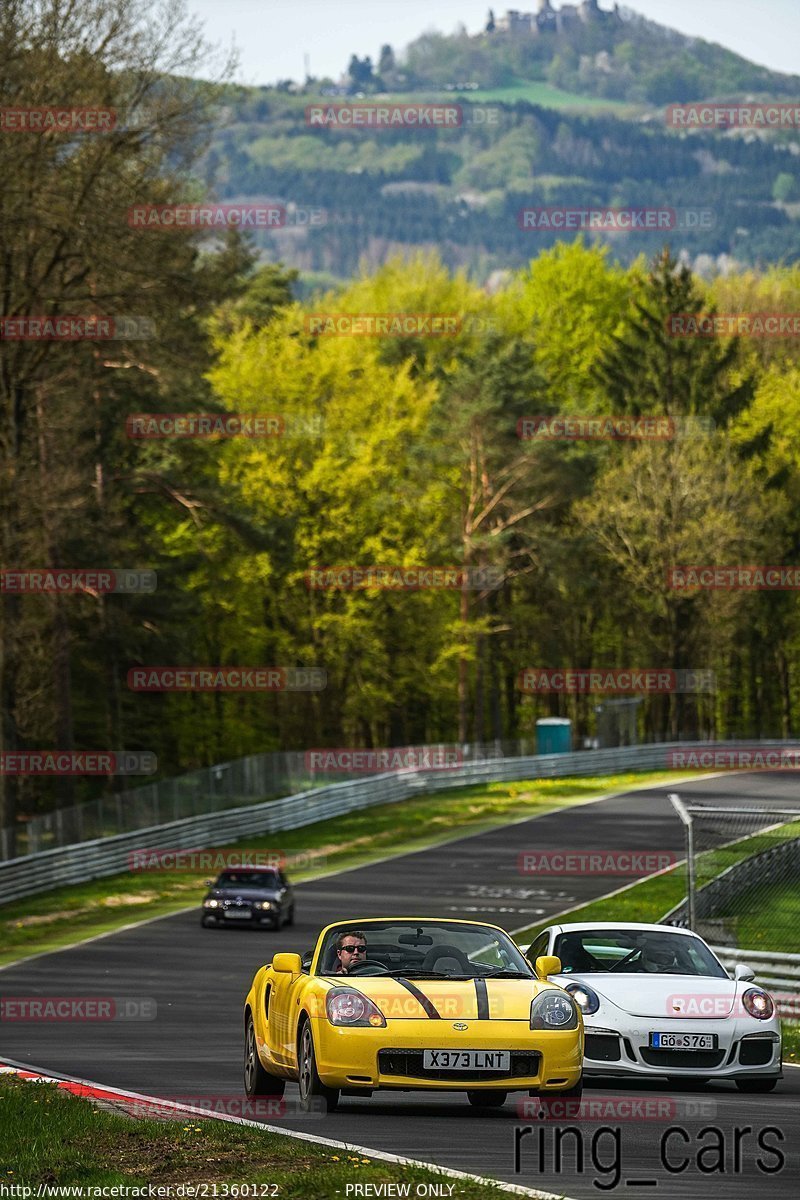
[536,717,572,755]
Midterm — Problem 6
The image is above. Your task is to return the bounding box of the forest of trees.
[3,1,800,845]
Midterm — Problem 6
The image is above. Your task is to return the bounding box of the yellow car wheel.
[244,1014,285,1097]
[466,1090,507,1109]
[298,1019,339,1113]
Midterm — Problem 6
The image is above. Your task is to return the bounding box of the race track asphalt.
[2,771,798,1198]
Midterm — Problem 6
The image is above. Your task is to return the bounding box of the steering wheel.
[346,957,388,976]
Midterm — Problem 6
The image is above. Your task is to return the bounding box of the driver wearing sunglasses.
[333,930,368,973]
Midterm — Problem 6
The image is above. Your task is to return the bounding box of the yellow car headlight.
[530,990,579,1030]
[326,988,387,1028]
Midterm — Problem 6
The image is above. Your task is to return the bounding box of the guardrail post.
[668,792,696,930]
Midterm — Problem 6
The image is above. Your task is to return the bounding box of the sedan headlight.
[254,901,277,910]
[564,982,600,1016]
[530,990,579,1030]
[326,988,386,1028]
[742,988,774,1020]
[203,899,219,908]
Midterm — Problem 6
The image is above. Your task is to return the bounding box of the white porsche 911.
[525,922,781,1092]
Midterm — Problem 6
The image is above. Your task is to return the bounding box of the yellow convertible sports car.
[243,917,583,1111]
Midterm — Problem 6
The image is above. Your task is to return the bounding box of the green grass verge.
[697,821,800,952]
[730,881,800,951]
[512,814,800,952]
[0,770,697,968]
[0,1076,507,1196]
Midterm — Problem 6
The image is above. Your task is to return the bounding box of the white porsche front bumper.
[583,1018,781,1079]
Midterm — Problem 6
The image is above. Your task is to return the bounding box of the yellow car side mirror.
[535,955,562,980]
[272,952,302,975]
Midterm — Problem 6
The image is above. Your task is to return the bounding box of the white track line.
[0,1058,573,1199]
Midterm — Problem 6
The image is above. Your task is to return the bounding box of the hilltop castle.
[494,1,622,37]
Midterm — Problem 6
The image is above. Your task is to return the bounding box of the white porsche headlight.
[742,988,774,1020]
[565,982,600,1015]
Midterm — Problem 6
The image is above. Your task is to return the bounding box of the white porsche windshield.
[554,929,728,977]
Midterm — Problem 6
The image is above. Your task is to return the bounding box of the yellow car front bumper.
[311,1017,583,1092]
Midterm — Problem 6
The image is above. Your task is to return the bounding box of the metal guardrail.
[710,946,800,997]
[1,740,536,860]
[0,742,691,905]
[10,736,800,862]
[3,738,800,908]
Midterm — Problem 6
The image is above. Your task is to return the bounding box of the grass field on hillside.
[349,82,638,112]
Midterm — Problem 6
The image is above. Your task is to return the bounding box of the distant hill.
[347,2,800,106]
[202,2,800,284]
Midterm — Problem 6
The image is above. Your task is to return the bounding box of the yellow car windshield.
[316,920,533,978]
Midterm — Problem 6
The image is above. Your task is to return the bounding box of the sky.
[184,0,800,88]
